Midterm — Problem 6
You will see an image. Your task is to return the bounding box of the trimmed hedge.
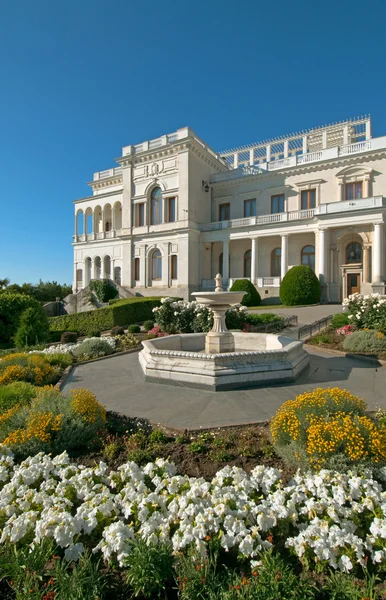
[279,266,321,306]
[229,279,261,307]
[49,297,163,336]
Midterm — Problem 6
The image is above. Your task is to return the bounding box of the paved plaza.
[62,345,386,430]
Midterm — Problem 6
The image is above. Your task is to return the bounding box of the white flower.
[64,542,84,561]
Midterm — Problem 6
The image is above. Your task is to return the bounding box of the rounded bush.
[331,313,350,329]
[127,324,141,334]
[229,279,261,307]
[0,382,37,414]
[86,330,101,338]
[72,338,115,360]
[60,331,78,344]
[279,266,320,306]
[343,330,386,354]
[110,326,125,336]
[143,320,155,331]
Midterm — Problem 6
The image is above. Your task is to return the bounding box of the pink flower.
[337,325,354,336]
[148,326,167,337]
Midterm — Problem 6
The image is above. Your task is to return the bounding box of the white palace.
[72,115,386,302]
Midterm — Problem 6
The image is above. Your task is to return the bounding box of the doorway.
[347,273,360,295]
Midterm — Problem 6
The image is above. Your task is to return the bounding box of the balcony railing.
[73,229,122,243]
[257,277,281,287]
[93,167,122,181]
[201,209,316,232]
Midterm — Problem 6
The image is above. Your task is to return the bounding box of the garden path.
[249,303,344,325]
[62,346,386,430]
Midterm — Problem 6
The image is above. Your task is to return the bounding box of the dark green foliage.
[280,266,321,306]
[49,297,162,336]
[1,279,72,302]
[127,324,141,333]
[86,330,101,338]
[0,382,37,413]
[123,539,174,598]
[88,279,118,303]
[230,279,261,306]
[14,305,50,347]
[110,325,125,336]
[332,313,350,328]
[0,292,42,343]
[143,320,155,331]
[61,331,78,343]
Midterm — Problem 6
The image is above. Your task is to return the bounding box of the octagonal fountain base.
[139,332,309,391]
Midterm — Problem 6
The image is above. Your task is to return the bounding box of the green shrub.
[49,297,162,336]
[280,265,321,306]
[89,279,118,303]
[229,279,261,306]
[0,293,43,343]
[143,320,155,331]
[115,333,139,351]
[14,305,50,348]
[41,352,73,369]
[127,324,141,333]
[123,539,173,598]
[72,338,115,360]
[110,325,125,336]
[0,382,37,414]
[331,313,350,328]
[246,313,283,324]
[0,353,59,386]
[342,330,386,354]
[86,330,101,338]
[61,331,77,344]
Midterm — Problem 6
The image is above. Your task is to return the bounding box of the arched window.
[76,211,84,235]
[103,255,111,279]
[301,245,315,270]
[152,249,162,280]
[150,187,162,225]
[114,266,121,285]
[171,255,178,279]
[346,242,362,263]
[76,269,83,288]
[134,258,140,281]
[244,250,251,278]
[271,248,281,277]
[94,257,101,280]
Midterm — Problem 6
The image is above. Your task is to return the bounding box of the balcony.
[201,209,316,232]
[315,195,386,215]
[73,229,123,243]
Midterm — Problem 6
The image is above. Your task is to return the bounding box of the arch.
[114,266,121,285]
[301,245,315,270]
[150,187,162,225]
[93,205,102,234]
[144,179,167,195]
[103,255,111,279]
[103,203,112,232]
[84,257,92,286]
[113,201,122,230]
[85,208,93,235]
[151,248,162,280]
[76,210,84,235]
[346,241,362,263]
[271,247,281,277]
[94,256,101,280]
[244,249,251,278]
[336,165,372,178]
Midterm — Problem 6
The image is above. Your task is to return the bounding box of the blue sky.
[1,0,386,285]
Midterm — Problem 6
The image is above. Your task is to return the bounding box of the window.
[218,252,230,276]
[271,248,281,277]
[346,242,362,263]
[137,203,145,227]
[167,197,176,222]
[219,203,230,221]
[114,266,121,285]
[134,258,140,281]
[244,250,251,277]
[271,194,285,214]
[105,221,111,232]
[152,249,162,280]
[301,245,315,270]
[244,199,256,217]
[171,255,178,279]
[150,187,162,225]
[345,182,363,200]
[301,189,316,210]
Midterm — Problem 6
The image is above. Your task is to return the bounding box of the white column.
[74,214,78,237]
[366,119,372,140]
[318,229,328,283]
[90,259,95,281]
[281,235,288,278]
[249,148,254,166]
[73,262,77,293]
[251,237,258,284]
[343,125,349,145]
[302,136,307,154]
[364,176,370,198]
[338,181,344,201]
[162,244,169,287]
[102,258,106,279]
[222,239,229,283]
[139,247,147,287]
[283,140,289,158]
[234,152,238,168]
[363,246,371,283]
[266,144,271,162]
[373,223,383,283]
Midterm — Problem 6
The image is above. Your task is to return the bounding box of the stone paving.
[62,345,386,430]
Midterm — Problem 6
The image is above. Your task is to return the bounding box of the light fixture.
[202,180,210,193]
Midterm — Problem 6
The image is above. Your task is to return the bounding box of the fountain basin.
[139,332,309,391]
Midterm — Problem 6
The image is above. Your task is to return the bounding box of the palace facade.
[72,116,386,302]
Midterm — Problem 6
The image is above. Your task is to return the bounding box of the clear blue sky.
[1,0,386,285]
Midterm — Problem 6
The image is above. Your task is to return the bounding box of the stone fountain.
[139,275,309,391]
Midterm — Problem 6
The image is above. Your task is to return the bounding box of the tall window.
[244,199,256,217]
[137,203,145,227]
[244,250,251,277]
[346,242,362,263]
[171,255,178,279]
[271,194,285,214]
[219,203,230,221]
[301,189,316,210]
[301,245,315,270]
[167,197,176,222]
[152,249,162,280]
[134,258,140,281]
[150,187,162,225]
[345,182,363,200]
[271,248,281,277]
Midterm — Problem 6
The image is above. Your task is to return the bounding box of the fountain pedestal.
[205,305,234,353]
